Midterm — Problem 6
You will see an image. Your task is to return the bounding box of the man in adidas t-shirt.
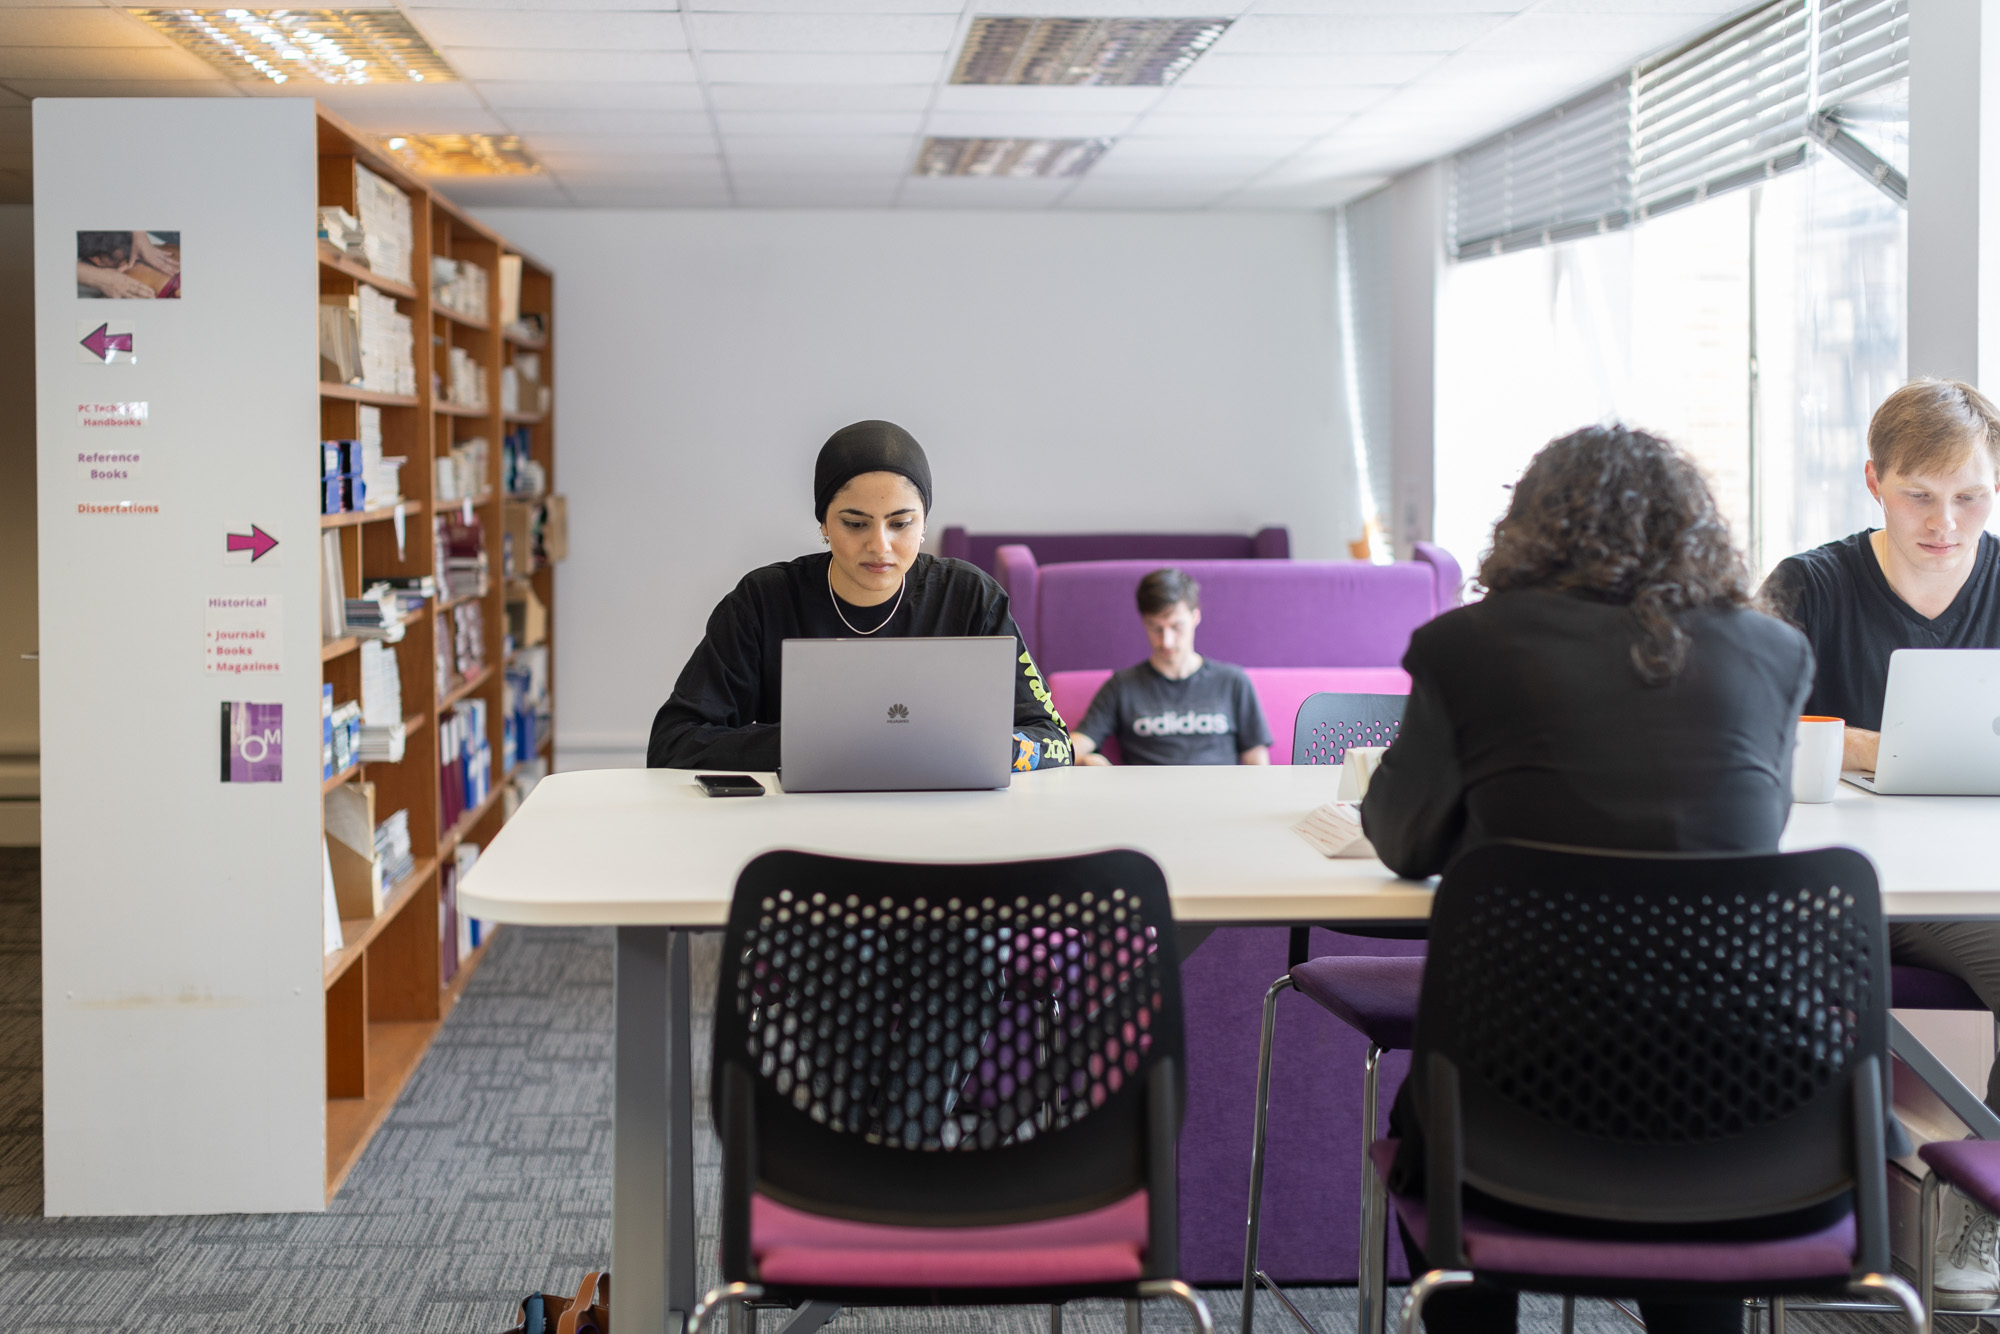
[1070,568,1272,767]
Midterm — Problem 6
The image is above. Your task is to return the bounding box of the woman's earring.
[821,534,830,545]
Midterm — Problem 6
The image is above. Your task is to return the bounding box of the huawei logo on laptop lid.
[887,703,910,723]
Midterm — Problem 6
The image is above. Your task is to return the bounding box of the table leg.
[615,927,699,1334]
[1891,1016,2000,1139]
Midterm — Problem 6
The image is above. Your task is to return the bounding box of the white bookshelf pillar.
[35,99,326,1214]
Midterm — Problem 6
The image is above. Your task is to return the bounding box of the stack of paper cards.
[1293,801,1377,859]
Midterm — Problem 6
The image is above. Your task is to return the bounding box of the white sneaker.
[1935,1184,2000,1311]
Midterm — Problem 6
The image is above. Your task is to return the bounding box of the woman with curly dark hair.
[1361,424,1811,879]
[1361,426,1817,1334]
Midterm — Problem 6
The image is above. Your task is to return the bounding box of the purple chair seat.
[751,1190,1149,1287]
[1290,955,1424,1052]
[1920,1141,2000,1219]
[1893,965,1987,1011]
[1367,1141,1857,1285]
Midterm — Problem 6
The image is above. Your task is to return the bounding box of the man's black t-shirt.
[1074,659,1272,766]
[646,552,1070,771]
[1760,529,2000,730]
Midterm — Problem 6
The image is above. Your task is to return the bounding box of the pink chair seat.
[752,1191,1150,1287]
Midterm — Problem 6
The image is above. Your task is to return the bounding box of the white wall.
[475,208,1356,768]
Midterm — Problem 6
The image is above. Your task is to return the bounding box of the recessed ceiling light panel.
[916,137,1111,178]
[380,134,541,177]
[951,16,1231,87]
[130,8,456,86]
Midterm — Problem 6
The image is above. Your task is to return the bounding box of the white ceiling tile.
[405,0,683,9]
[558,162,730,183]
[734,180,901,204]
[726,136,916,166]
[929,86,1163,114]
[701,52,943,83]
[688,0,958,12]
[476,80,708,109]
[446,49,698,81]
[1215,15,1511,54]
[1058,183,1233,209]
[0,45,214,80]
[565,185,734,205]
[307,82,496,129]
[1248,0,1525,11]
[1538,0,1738,12]
[1104,134,1313,159]
[535,153,727,175]
[1177,53,1446,87]
[717,111,926,134]
[971,0,1243,14]
[921,111,1138,139]
[0,9,172,46]
[1470,11,1712,52]
[1131,112,1352,138]
[408,11,688,50]
[433,175,570,206]
[687,15,959,52]
[1152,86,1387,115]
[523,134,719,156]
[706,83,934,111]
[501,110,715,134]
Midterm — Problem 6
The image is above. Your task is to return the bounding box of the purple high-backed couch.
[940,525,1291,579]
[1015,550,1463,1285]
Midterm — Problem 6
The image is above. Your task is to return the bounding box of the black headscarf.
[813,420,933,521]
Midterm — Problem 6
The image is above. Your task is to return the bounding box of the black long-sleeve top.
[647,552,1072,772]
[1360,588,1814,878]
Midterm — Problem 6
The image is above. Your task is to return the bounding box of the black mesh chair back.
[712,847,1187,1281]
[1293,693,1405,766]
[1410,841,1891,1270]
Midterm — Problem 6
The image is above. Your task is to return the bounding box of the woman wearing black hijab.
[646,420,1072,773]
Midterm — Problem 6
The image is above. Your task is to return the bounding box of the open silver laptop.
[779,637,1017,793]
[1843,649,2000,795]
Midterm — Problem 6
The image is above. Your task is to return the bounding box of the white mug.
[1337,746,1388,800]
[1792,716,1845,804]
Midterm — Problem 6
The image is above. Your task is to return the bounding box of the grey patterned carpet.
[0,851,1876,1333]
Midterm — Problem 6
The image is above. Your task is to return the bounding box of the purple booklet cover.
[220,701,283,783]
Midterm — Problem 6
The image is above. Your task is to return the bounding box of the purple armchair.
[1015,552,1459,1284]
[942,526,1291,579]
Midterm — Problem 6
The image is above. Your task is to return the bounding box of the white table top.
[459,765,2000,928]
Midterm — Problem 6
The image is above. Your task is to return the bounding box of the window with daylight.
[1433,0,1922,584]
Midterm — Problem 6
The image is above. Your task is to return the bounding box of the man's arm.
[1359,675,1465,878]
[1845,727,1881,773]
[1071,731,1111,767]
[1237,744,1270,765]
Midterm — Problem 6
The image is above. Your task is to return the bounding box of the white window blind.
[1450,78,1632,259]
[1632,0,1811,214]
[1817,0,1908,107]
[1450,0,1909,259]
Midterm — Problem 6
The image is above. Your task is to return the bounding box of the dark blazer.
[1360,588,1814,878]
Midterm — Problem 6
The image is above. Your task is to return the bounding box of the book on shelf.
[324,780,382,919]
[353,163,412,285]
[451,600,486,686]
[503,645,549,772]
[344,584,407,643]
[357,639,406,763]
[502,427,544,498]
[434,510,488,600]
[374,807,414,890]
[318,301,361,385]
[432,255,490,324]
[318,205,364,258]
[445,346,487,411]
[323,836,345,955]
[434,436,489,504]
[439,699,492,831]
[498,254,521,328]
[452,842,482,969]
[321,531,347,641]
[328,699,361,775]
[501,357,548,417]
[319,289,415,396]
[440,858,460,985]
[543,496,567,562]
[376,575,436,618]
[505,583,547,652]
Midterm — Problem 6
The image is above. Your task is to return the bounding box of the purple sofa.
[1015,550,1460,1284]
[940,525,1291,579]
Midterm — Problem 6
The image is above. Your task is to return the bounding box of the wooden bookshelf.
[315,105,559,1201]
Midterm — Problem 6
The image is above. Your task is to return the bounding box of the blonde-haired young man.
[1763,378,2000,1308]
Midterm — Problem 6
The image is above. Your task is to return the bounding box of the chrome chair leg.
[1253,1270,1331,1334]
[1397,1268,1474,1334]
[1241,974,1296,1334]
[1921,1170,1941,1329]
[691,1284,765,1334]
[1050,1304,1062,1334]
[1559,1294,1574,1334]
[1849,1272,1929,1334]
[1126,1298,1142,1334]
[1771,1295,1786,1334]
[1358,1043,1386,1334]
[1139,1279,1217,1334]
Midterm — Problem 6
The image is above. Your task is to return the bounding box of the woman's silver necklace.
[828,563,905,635]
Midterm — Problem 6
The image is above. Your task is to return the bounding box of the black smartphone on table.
[695,773,765,797]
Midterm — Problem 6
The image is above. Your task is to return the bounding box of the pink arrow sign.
[226,525,279,562]
[80,323,133,361]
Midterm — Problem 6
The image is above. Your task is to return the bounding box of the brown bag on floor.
[554,1272,610,1334]
[501,1271,610,1334]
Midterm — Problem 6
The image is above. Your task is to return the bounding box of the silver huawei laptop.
[779,636,1017,793]
[1843,649,2000,795]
